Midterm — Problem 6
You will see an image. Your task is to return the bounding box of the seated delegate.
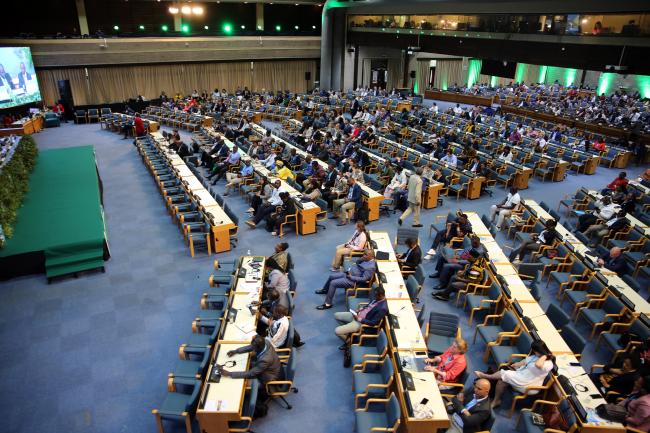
[333,286,388,349]
[474,340,554,409]
[445,379,491,433]
[315,249,376,310]
[424,337,468,385]
[220,335,281,402]
[330,221,368,272]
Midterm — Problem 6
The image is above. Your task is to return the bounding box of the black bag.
[596,403,627,422]
[343,345,351,368]
[355,203,370,224]
[394,193,408,212]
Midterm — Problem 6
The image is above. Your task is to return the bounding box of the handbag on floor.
[343,344,351,368]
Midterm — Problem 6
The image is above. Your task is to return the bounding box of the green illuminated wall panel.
[467,59,481,87]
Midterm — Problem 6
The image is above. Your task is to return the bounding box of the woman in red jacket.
[424,337,468,385]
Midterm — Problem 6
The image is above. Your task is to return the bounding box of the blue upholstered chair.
[424,312,459,356]
[354,392,401,433]
[172,345,210,379]
[488,331,533,368]
[351,330,389,368]
[152,377,201,433]
[265,348,298,409]
[352,356,394,408]
[518,398,578,433]
[227,379,259,433]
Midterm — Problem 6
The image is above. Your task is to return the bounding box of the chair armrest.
[265,380,293,395]
[480,314,504,326]
[356,397,391,412]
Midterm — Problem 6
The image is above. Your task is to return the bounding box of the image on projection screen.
[0,47,41,110]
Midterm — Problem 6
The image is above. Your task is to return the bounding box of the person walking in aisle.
[398,167,423,228]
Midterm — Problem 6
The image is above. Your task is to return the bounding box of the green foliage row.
[0,135,38,248]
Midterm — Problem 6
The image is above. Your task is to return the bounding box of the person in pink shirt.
[424,337,468,385]
[622,376,650,432]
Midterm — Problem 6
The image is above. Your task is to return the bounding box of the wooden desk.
[518,301,545,318]
[423,183,442,209]
[396,352,450,432]
[502,275,538,303]
[196,343,252,433]
[369,231,398,262]
[552,160,569,182]
[396,101,412,112]
[600,272,650,316]
[149,131,235,253]
[387,300,427,351]
[1,116,43,136]
[209,129,322,236]
[424,90,494,107]
[513,166,533,189]
[369,230,449,432]
[530,315,574,355]
[266,122,385,221]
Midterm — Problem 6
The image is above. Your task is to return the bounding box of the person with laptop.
[424,337,468,386]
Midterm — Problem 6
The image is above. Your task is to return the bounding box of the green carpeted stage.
[0,145,109,280]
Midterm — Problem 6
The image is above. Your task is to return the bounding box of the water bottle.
[247,249,251,256]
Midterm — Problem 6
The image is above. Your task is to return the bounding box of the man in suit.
[333,286,388,349]
[332,176,362,226]
[446,378,491,433]
[0,64,13,89]
[397,237,422,270]
[17,62,32,90]
[398,167,423,228]
[598,246,627,276]
[221,335,282,402]
[316,249,376,310]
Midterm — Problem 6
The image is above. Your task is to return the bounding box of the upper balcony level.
[348,13,650,46]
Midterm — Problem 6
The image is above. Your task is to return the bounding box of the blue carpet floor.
[0,120,646,433]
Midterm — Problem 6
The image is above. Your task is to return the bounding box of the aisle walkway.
[0,121,645,433]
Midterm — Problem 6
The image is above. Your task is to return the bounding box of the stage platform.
[0,145,109,281]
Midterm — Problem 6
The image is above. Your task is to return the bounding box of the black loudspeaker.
[57,79,74,119]
[305,72,311,81]
[409,70,416,79]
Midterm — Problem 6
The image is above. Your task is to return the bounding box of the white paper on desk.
[204,400,218,411]
[240,323,256,334]
[559,365,584,379]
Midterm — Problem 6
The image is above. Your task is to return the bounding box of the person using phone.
[332,286,387,350]
[221,335,281,402]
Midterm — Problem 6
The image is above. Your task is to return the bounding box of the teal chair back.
[516,332,533,353]
[381,357,394,383]
[284,319,295,349]
[501,310,519,333]
[386,393,401,428]
[377,330,388,353]
[406,275,419,301]
[414,265,425,286]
